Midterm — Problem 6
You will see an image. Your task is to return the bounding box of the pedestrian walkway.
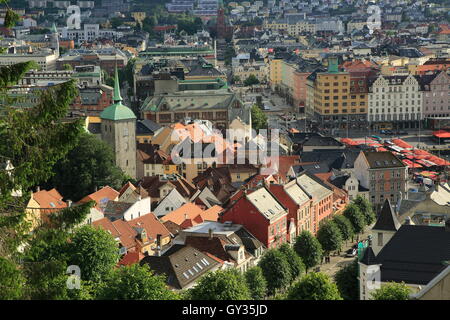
[318,228,372,277]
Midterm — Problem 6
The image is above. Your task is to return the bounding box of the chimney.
[156,234,162,256]
[36,186,40,192]
[208,228,213,240]
[67,200,72,207]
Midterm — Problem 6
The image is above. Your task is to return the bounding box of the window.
[377,232,383,246]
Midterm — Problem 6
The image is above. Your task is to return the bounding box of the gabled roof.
[140,244,219,289]
[32,188,66,210]
[373,199,401,231]
[360,246,377,265]
[78,186,119,211]
[245,187,287,221]
[375,225,450,285]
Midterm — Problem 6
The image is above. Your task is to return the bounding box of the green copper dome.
[100,66,136,121]
[100,102,136,121]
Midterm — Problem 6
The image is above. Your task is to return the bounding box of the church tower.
[100,67,137,179]
[50,23,59,58]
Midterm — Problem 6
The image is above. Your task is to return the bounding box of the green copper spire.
[51,22,57,33]
[113,66,122,103]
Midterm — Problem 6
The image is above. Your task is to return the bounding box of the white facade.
[59,24,123,45]
[122,197,152,221]
[153,188,186,218]
[368,74,423,124]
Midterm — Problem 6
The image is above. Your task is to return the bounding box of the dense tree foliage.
[98,264,178,300]
[251,104,268,131]
[294,231,323,272]
[334,259,359,300]
[332,214,354,243]
[371,282,411,300]
[288,272,343,300]
[317,220,343,254]
[343,203,366,235]
[44,133,129,201]
[278,243,305,280]
[243,74,260,86]
[353,196,376,226]
[187,269,251,300]
[258,249,292,295]
[68,225,120,283]
[0,256,25,299]
[245,266,268,300]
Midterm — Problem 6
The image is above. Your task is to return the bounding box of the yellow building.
[269,57,283,90]
[313,57,368,131]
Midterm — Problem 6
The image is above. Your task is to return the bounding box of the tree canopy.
[371,282,411,300]
[243,74,260,86]
[98,264,178,300]
[187,269,251,300]
[278,243,305,280]
[258,248,292,295]
[251,104,268,131]
[353,196,376,226]
[317,220,343,254]
[334,259,359,300]
[288,272,343,300]
[343,203,366,235]
[294,231,323,272]
[332,214,354,242]
[44,132,129,201]
[245,266,267,300]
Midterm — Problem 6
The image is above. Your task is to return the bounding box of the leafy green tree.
[0,75,84,256]
[353,196,376,226]
[243,74,260,86]
[245,266,267,300]
[317,220,343,255]
[187,269,251,300]
[0,257,25,299]
[258,249,292,295]
[231,75,241,84]
[343,203,365,235]
[287,272,343,300]
[68,225,120,283]
[45,132,129,201]
[294,231,323,272]
[334,259,359,300]
[110,17,123,28]
[332,214,354,243]
[251,104,268,131]
[98,264,178,300]
[371,282,411,300]
[278,243,305,280]
[62,64,73,71]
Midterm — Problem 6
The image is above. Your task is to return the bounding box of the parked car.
[396,131,408,135]
[345,248,357,257]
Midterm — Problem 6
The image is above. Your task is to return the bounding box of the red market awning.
[433,130,450,138]
[392,138,413,149]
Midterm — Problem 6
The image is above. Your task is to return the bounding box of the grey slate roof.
[376,225,450,285]
[373,199,401,231]
[360,246,377,265]
[140,244,219,289]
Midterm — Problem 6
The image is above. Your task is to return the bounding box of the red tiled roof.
[161,203,221,227]
[78,186,119,211]
[32,188,66,210]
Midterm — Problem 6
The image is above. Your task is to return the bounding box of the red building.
[219,186,288,249]
[268,181,313,242]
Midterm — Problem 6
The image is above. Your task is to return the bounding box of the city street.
[318,227,373,278]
